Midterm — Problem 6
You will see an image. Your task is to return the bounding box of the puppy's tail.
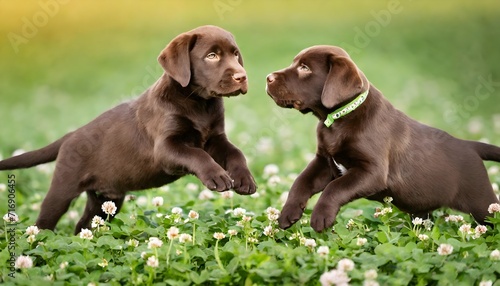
[0,133,71,170]
[470,141,500,162]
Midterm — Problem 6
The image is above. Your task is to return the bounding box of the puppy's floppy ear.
[158,33,198,87]
[321,55,367,109]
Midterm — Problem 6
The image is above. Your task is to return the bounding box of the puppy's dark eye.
[206,53,219,60]
[298,64,310,72]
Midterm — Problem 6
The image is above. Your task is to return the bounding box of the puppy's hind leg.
[74,191,124,234]
[35,174,83,231]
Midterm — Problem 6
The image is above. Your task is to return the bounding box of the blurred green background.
[0,0,499,178]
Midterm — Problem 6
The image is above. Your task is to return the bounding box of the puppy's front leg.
[160,139,234,192]
[205,134,256,195]
[310,166,386,232]
[278,155,334,229]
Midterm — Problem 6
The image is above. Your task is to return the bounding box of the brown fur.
[0,25,256,234]
[266,45,500,232]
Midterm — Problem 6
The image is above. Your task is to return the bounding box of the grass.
[0,1,500,285]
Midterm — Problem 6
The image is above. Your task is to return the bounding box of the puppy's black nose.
[267,73,276,83]
[232,72,247,83]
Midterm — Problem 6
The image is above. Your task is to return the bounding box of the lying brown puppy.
[0,25,256,234]
[266,45,500,232]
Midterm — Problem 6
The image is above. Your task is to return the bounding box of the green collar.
[323,89,369,127]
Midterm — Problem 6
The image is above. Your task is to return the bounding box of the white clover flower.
[337,258,355,272]
[474,225,487,237]
[186,183,199,192]
[228,229,238,236]
[125,194,137,202]
[363,280,380,286]
[136,196,148,206]
[492,183,499,193]
[242,215,252,222]
[304,238,317,248]
[418,234,429,241]
[25,225,40,236]
[79,228,93,240]
[179,233,193,243]
[364,269,378,280]
[383,196,393,204]
[279,192,289,205]
[263,225,275,237]
[356,237,368,246]
[146,256,159,268]
[176,249,183,255]
[27,235,36,244]
[188,210,199,220]
[233,207,246,217]
[167,226,180,240]
[479,281,493,286]
[45,274,54,281]
[152,196,164,207]
[0,183,6,192]
[3,212,19,223]
[36,163,53,174]
[488,165,499,175]
[91,216,105,228]
[412,217,423,225]
[459,224,472,234]
[12,149,26,157]
[140,252,147,259]
[250,191,261,198]
[346,219,355,229]
[437,243,453,256]
[317,246,329,257]
[127,239,139,247]
[445,215,464,223]
[159,185,170,192]
[423,219,434,231]
[263,164,279,178]
[147,237,163,249]
[101,201,117,216]
[60,261,69,269]
[220,191,234,199]
[490,249,500,260]
[213,232,226,240]
[98,258,108,268]
[267,175,281,186]
[67,210,79,220]
[374,207,392,218]
[171,207,183,215]
[488,203,500,214]
[319,269,350,286]
[15,255,33,269]
[198,189,215,200]
[247,237,258,244]
[266,207,280,221]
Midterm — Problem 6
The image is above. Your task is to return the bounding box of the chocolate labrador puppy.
[266,45,500,232]
[0,25,256,234]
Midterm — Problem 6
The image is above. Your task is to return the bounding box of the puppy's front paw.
[278,203,305,229]
[310,203,337,232]
[230,168,257,195]
[198,168,234,192]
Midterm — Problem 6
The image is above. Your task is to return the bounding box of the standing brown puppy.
[266,45,500,232]
[0,25,256,234]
